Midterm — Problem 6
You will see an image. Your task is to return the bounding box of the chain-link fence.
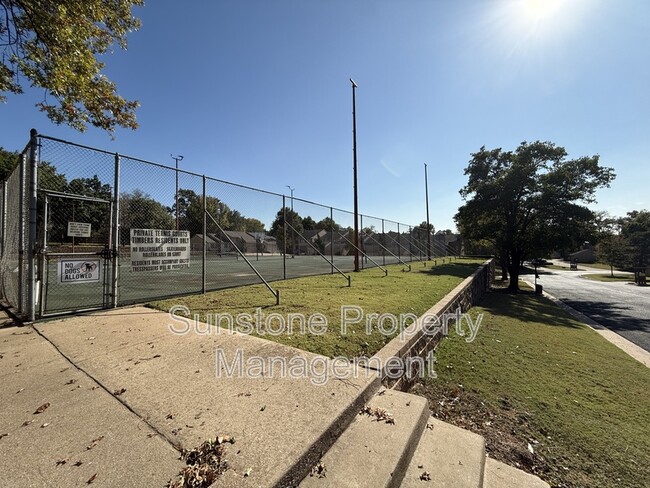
[0,131,459,319]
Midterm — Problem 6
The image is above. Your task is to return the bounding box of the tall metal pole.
[424,162,431,260]
[351,78,360,272]
[172,154,184,230]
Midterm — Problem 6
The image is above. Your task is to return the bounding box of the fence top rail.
[34,132,423,231]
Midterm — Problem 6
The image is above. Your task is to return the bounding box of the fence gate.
[38,190,115,316]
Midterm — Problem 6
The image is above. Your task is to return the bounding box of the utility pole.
[351,78,360,272]
[424,162,431,260]
[171,154,184,230]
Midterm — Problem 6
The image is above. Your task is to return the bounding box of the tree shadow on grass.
[416,262,482,279]
[478,288,585,330]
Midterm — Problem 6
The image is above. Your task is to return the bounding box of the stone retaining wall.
[371,258,495,391]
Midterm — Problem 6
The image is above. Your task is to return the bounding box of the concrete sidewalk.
[0,324,183,487]
[2,306,380,487]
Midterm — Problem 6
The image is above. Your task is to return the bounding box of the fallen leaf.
[73,461,83,467]
[34,402,50,414]
[65,379,77,385]
[113,388,126,396]
[22,420,34,427]
[528,443,535,455]
[86,436,104,450]
[244,468,252,477]
[420,471,431,481]
[55,458,68,466]
[16,388,24,394]
[40,423,50,428]
[260,405,266,412]
[0,433,8,440]
[87,473,97,484]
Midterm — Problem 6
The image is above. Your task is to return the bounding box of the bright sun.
[520,0,564,21]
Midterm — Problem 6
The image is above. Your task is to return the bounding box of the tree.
[596,234,631,276]
[316,217,341,232]
[119,189,174,243]
[0,147,19,180]
[455,141,615,291]
[621,210,650,267]
[302,216,317,231]
[1,0,142,135]
[269,207,303,254]
[173,189,231,235]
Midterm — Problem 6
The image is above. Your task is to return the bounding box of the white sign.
[67,221,92,238]
[58,259,101,284]
[130,229,191,272]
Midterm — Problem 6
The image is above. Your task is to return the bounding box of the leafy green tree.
[316,217,341,232]
[302,216,316,230]
[243,218,265,233]
[621,210,650,267]
[119,189,174,243]
[0,147,19,180]
[1,0,142,134]
[596,234,631,276]
[173,189,231,235]
[455,141,615,291]
[269,207,303,254]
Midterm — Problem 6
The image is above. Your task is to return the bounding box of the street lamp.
[350,78,360,272]
[171,154,184,231]
[285,185,294,211]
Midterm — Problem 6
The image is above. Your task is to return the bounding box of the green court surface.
[38,252,440,316]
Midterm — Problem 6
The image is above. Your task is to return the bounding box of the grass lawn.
[150,258,484,358]
[581,273,634,283]
[411,287,650,488]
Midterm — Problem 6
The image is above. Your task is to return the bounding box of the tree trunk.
[500,251,508,281]
[507,251,521,291]
[610,265,614,278]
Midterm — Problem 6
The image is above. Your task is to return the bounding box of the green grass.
[411,289,650,488]
[150,258,484,358]
[581,273,634,283]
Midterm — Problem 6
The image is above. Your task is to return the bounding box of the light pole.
[350,78,360,272]
[424,162,431,260]
[285,185,294,211]
[171,154,184,230]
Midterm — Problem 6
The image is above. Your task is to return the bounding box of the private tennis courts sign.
[130,229,191,272]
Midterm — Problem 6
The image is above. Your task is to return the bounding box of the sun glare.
[520,0,564,21]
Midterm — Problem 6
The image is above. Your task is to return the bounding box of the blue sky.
[2,0,649,231]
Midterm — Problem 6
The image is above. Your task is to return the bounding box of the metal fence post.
[381,219,386,266]
[27,129,38,321]
[17,152,26,316]
[282,196,286,280]
[111,152,121,307]
[360,214,364,269]
[202,175,207,294]
[330,207,334,274]
[397,222,401,262]
[1,181,6,256]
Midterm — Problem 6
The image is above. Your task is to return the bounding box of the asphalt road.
[530,264,650,353]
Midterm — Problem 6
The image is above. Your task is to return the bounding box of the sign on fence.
[58,259,102,284]
[67,221,92,237]
[130,229,191,272]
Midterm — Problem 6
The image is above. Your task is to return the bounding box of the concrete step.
[483,457,550,488]
[401,417,486,488]
[300,389,429,488]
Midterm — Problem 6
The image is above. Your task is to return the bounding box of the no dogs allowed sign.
[58,259,102,284]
